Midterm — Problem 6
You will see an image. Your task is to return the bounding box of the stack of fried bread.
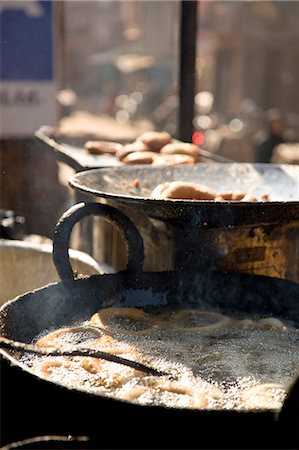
[84,131,201,165]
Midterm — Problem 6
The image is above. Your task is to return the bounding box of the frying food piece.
[137,131,172,152]
[36,325,140,356]
[150,181,217,200]
[122,151,157,165]
[261,193,270,201]
[36,326,103,347]
[169,309,230,331]
[257,317,286,330]
[127,178,141,189]
[157,379,224,408]
[118,375,224,409]
[241,383,286,410]
[90,307,162,334]
[36,359,72,377]
[151,181,267,202]
[84,140,123,155]
[116,141,151,161]
[91,307,230,335]
[214,192,258,202]
[152,154,196,166]
[159,142,200,162]
[35,355,142,389]
[94,334,140,355]
[240,193,258,202]
[80,356,102,374]
[214,191,248,201]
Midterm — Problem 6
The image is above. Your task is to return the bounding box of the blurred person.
[254,109,294,163]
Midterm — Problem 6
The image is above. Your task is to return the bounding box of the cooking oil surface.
[20,307,299,411]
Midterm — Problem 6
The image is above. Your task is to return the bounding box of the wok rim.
[69,162,299,205]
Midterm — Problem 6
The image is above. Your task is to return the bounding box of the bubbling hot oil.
[20,308,299,411]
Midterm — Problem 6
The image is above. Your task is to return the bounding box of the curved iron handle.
[53,202,144,280]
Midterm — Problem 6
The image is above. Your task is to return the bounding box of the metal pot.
[1,203,299,449]
[68,163,299,281]
[69,163,299,226]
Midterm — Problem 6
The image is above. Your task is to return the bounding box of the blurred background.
[1,0,299,242]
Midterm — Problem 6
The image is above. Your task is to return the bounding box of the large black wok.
[69,163,299,227]
[1,203,299,449]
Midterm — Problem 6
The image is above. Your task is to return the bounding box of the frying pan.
[69,163,299,227]
[1,203,299,449]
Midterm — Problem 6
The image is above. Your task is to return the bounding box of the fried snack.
[90,307,230,335]
[90,307,162,335]
[80,356,102,374]
[116,141,151,161]
[240,193,258,202]
[151,181,266,202]
[35,355,142,390]
[127,178,140,189]
[36,326,103,347]
[169,309,230,331]
[214,191,248,201]
[257,317,286,330]
[118,374,223,408]
[94,334,140,355]
[36,324,139,357]
[122,151,158,165]
[213,192,258,202]
[159,142,200,162]
[261,193,270,201]
[241,383,286,410]
[137,131,172,152]
[150,181,217,200]
[84,140,123,155]
[152,154,196,166]
[36,359,72,377]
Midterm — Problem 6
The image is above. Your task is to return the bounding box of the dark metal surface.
[53,202,144,280]
[69,163,299,227]
[34,126,123,171]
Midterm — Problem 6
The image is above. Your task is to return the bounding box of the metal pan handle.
[53,202,144,280]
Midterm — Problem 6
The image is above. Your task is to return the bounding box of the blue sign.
[0,1,53,80]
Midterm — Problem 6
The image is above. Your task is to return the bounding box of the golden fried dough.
[151,181,264,202]
[90,307,160,334]
[214,191,247,201]
[122,151,157,165]
[159,142,200,161]
[152,154,196,166]
[150,181,217,200]
[137,131,172,152]
[84,140,123,155]
[116,141,151,161]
